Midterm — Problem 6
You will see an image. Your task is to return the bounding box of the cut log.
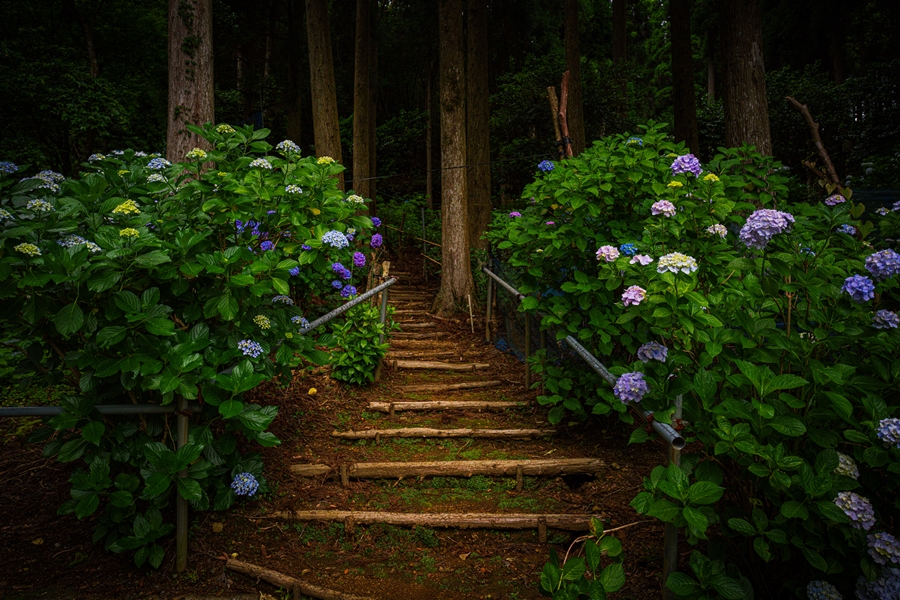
[368,400,526,412]
[389,338,456,346]
[392,310,433,315]
[385,350,459,359]
[398,380,502,393]
[269,510,598,531]
[289,458,603,478]
[290,464,332,476]
[389,359,490,371]
[225,558,373,600]
[392,332,448,340]
[331,427,555,439]
[397,322,437,328]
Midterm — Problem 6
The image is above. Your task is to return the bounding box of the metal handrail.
[0,403,202,417]
[299,277,397,334]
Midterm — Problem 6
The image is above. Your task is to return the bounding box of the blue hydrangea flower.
[833,491,875,530]
[353,252,366,268]
[739,209,795,249]
[873,310,899,330]
[276,140,300,154]
[370,233,383,248]
[272,295,294,305]
[331,280,343,289]
[322,230,349,249]
[670,154,702,177]
[837,224,857,236]
[841,274,875,303]
[625,137,643,147]
[868,532,900,566]
[332,262,347,275]
[0,208,13,221]
[856,567,900,600]
[806,580,842,600]
[0,161,19,174]
[865,249,900,281]
[619,243,638,256]
[260,241,274,251]
[371,217,381,227]
[231,472,259,496]
[341,285,357,298]
[237,339,264,358]
[637,342,668,363]
[147,158,171,170]
[286,184,303,194]
[613,372,649,404]
[301,244,312,251]
[877,418,900,448]
[289,267,300,277]
[249,158,273,169]
[538,160,554,172]
[291,315,311,329]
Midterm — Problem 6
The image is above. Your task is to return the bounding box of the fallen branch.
[225,558,374,600]
[786,96,842,189]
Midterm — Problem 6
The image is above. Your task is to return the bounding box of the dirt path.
[0,259,667,600]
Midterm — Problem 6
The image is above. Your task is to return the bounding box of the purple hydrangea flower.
[331,280,342,289]
[371,217,381,227]
[332,262,346,274]
[877,418,900,448]
[613,372,649,404]
[637,342,668,363]
[833,491,876,530]
[301,244,312,251]
[619,243,638,256]
[596,245,620,262]
[856,567,900,600]
[865,249,900,281]
[509,212,522,218]
[739,209,795,249]
[271,295,294,305]
[841,274,875,303]
[235,219,245,233]
[806,580,842,600]
[341,285,357,298]
[868,532,900,566]
[630,254,653,266]
[545,221,555,226]
[237,340,264,358]
[837,224,857,236]
[651,200,676,217]
[353,252,366,268]
[267,210,276,215]
[538,160,554,172]
[370,233,383,248]
[622,285,646,306]
[231,472,259,496]
[671,154,702,177]
[289,267,300,277]
[260,241,274,251]
[873,310,899,329]
[824,194,846,206]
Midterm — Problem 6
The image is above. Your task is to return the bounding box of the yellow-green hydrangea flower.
[112,199,140,215]
[253,315,271,330]
[14,243,41,256]
[216,124,235,134]
[317,156,335,165]
[186,148,207,160]
[703,173,720,182]
[667,180,684,188]
[119,228,140,238]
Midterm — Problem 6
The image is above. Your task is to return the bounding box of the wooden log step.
[291,464,332,476]
[331,427,555,440]
[385,350,459,359]
[389,359,490,371]
[270,510,597,532]
[226,558,373,600]
[397,380,502,393]
[368,400,527,412]
[291,458,603,479]
[397,321,436,328]
[392,309,433,315]
[392,332,448,340]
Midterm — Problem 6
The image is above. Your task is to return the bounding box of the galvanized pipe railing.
[299,277,397,335]
[0,403,203,417]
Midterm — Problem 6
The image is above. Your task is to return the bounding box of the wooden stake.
[344,515,356,538]
[340,465,349,488]
[467,293,475,334]
[388,402,395,419]
[547,86,563,159]
[515,465,524,492]
[226,559,373,600]
[558,71,574,158]
[538,517,548,543]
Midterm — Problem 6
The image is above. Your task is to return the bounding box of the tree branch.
[785,96,841,188]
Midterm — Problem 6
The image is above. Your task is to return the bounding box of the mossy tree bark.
[306,0,344,186]
[167,0,214,162]
[466,0,491,250]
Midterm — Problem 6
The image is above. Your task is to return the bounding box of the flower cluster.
[856,567,900,600]
[0,161,19,174]
[119,228,139,238]
[877,418,900,448]
[545,221,555,226]
[317,156,335,165]
[112,199,140,215]
[873,310,899,329]
[806,580,842,600]
[824,194,846,206]
[865,249,900,281]
[637,341,668,363]
[341,285,357,298]
[670,154,702,177]
[613,372,649,404]
[147,158,171,170]
[657,252,698,274]
[253,315,271,330]
[625,137,643,147]
[322,230,349,249]
[260,241,274,251]
[667,180,683,188]
[57,234,85,248]
[291,315,311,329]
[596,245,619,262]
[332,262,352,280]
[630,254,653,266]
[837,224,857,235]
[249,158,273,169]
[0,208,13,220]
[894,201,900,211]
[345,194,364,204]
[289,267,301,277]
[230,473,259,496]
[877,206,890,216]
[619,243,637,256]
[286,184,303,194]
[868,532,900,566]
[272,295,294,305]
[538,160,554,172]
[370,233,383,249]
[622,286,646,306]
[147,173,166,183]
[14,243,41,257]
[371,217,381,227]
[26,199,54,213]
[216,124,235,134]
[238,339,264,357]
[35,170,65,183]
[833,491,876,530]
[331,280,343,289]
[651,200,676,217]
[739,209,795,249]
[706,224,727,238]
[276,140,300,154]
[703,173,720,183]
[841,274,875,303]
[88,154,105,163]
[835,452,859,479]
[353,252,366,268]
[186,148,207,160]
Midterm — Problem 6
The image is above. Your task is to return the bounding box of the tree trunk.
[286,0,303,144]
[721,0,772,156]
[368,14,378,211]
[426,67,434,209]
[306,0,344,183]
[671,0,699,154]
[167,0,215,162]
[466,0,491,249]
[612,0,627,64]
[707,49,715,103]
[353,0,373,200]
[564,0,585,156]
[434,0,473,315]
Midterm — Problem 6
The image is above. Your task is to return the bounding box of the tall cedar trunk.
[306,0,344,185]
[353,0,373,200]
[563,0,585,156]
[707,49,715,103]
[721,0,772,155]
[466,0,491,249]
[369,17,378,212]
[612,0,627,117]
[426,67,434,209]
[286,0,303,144]
[434,0,474,315]
[167,0,215,162]
[671,0,699,154]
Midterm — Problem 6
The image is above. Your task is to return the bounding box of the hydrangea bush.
[0,123,381,567]
[487,123,900,595]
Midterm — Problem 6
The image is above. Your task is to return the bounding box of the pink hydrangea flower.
[622,286,646,306]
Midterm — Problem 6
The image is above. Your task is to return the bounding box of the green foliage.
[329,303,393,386]
[488,123,900,593]
[539,518,626,599]
[665,550,752,600]
[0,123,380,567]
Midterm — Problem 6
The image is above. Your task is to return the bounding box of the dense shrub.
[488,123,900,596]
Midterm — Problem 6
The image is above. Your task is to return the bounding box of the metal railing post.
[485,278,493,342]
[175,395,188,572]
[662,395,683,597]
